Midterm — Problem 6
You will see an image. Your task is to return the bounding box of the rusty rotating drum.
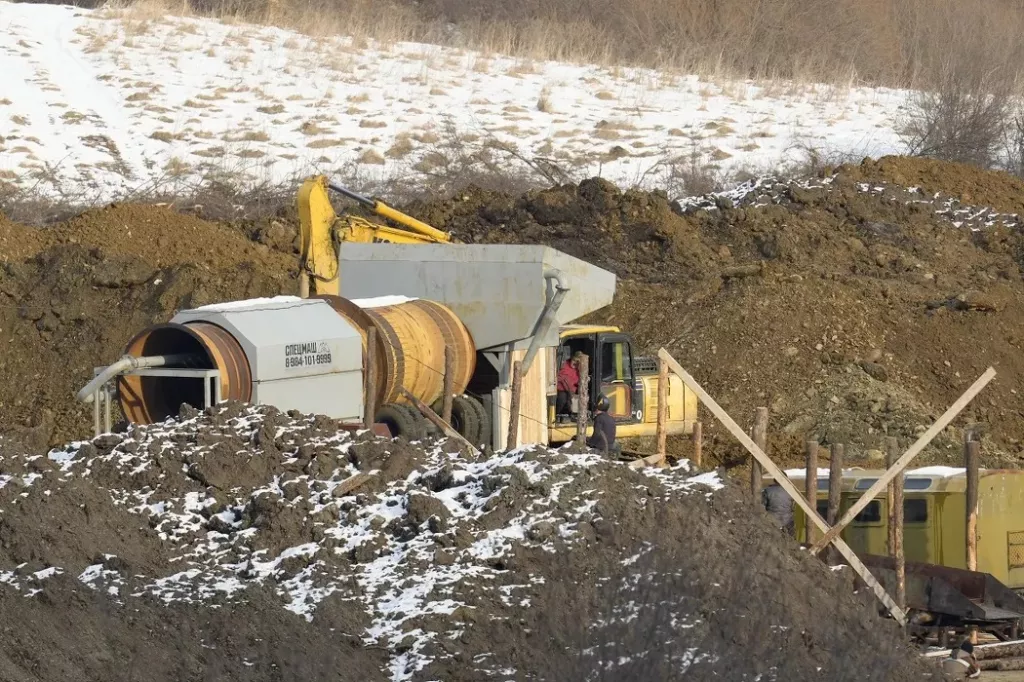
[315,295,475,408]
[115,295,475,424]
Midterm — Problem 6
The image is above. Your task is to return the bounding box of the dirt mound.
[412,161,1024,468]
[0,243,292,443]
[2,154,1024,471]
[845,156,1024,217]
[0,404,926,681]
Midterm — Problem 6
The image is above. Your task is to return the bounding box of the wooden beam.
[442,346,454,424]
[333,471,375,497]
[400,388,480,456]
[657,348,908,626]
[656,357,668,456]
[805,439,818,544]
[809,367,996,555]
[628,453,666,470]
[576,354,589,446]
[507,360,523,451]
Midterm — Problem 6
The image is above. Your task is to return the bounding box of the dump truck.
[77,177,699,450]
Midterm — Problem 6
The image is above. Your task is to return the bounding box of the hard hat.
[595,393,610,411]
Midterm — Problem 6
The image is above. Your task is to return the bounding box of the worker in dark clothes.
[556,351,583,421]
[587,394,620,456]
[761,481,795,537]
[941,641,981,680]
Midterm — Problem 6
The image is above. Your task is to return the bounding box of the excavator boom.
[297,175,453,297]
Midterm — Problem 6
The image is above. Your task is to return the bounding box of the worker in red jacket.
[556,351,584,420]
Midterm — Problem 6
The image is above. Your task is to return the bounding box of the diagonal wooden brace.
[808,367,996,555]
[657,348,908,626]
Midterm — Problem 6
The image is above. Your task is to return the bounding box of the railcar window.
[904,498,928,523]
[854,501,881,523]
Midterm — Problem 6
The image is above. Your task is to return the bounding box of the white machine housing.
[173,296,364,420]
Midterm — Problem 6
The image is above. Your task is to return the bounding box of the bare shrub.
[782,141,868,177]
[641,142,727,199]
[899,68,1017,169]
[1004,109,1024,177]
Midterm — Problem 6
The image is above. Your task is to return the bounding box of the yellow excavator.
[296,175,698,445]
[297,175,454,297]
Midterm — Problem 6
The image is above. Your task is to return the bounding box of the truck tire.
[396,404,429,441]
[376,404,422,441]
[464,394,490,447]
[450,395,480,445]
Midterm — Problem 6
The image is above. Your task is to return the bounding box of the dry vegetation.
[103,0,1024,89]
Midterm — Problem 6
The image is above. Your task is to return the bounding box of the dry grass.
[97,0,1024,90]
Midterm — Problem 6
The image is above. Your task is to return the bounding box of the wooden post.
[363,327,377,429]
[442,346,454,424]
[808,367,996,555]
[888,436,906,611]
[827,443,843,564]
[805,439,818,544]
[575,355,589,445]
[507,360,523,451]
[886,437,896,559]
[656,348,908,625]
[751,408,767,504]
[692,421,703,468]
[656,358,668,456]
[966,433,980,573]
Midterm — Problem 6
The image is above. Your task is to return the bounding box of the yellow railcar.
[777,467,1024,590]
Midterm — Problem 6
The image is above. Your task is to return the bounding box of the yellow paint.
[296,174,453,296]
[297,175,340,296]
[784,468,1024,588]
[560,324,621,336]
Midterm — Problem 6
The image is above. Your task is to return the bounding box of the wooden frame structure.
[657,348,996,627]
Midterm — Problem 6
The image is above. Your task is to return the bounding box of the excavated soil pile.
[0,403,926,681]
[412,156,1024,468]
[0,204,297,443]
[2,154,1023,469]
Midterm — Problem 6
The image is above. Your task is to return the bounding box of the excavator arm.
[297,175,454,297]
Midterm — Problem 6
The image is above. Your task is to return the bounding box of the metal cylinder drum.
[115,295,475,424]
[316,295,476,407]
[117,321,252,424]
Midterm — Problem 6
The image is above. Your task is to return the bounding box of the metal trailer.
[853,554,1024,645]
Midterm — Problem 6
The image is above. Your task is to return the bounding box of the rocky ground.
[0,402,927,681]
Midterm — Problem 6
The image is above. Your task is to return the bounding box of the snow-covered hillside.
[0,1,912,201]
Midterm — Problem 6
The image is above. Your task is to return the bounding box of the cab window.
[601,341,630,382]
